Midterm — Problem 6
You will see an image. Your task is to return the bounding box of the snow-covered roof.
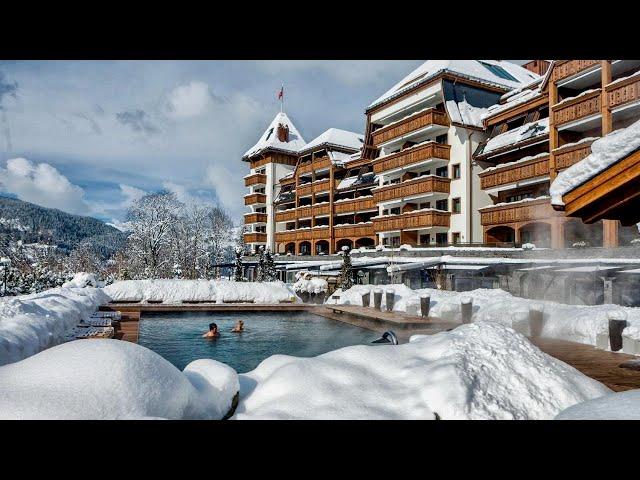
[299,128,364,154]
[550,119,640,205]
[242,112,306,159]
[368,60,540,110]
[483,85,545,120]
[478,117,549,157]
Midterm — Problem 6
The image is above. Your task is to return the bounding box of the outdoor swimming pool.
[138,311,375,372]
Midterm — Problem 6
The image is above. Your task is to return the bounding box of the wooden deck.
[113,311,140,343]
[100,302,313,313]
[322,304,458,331]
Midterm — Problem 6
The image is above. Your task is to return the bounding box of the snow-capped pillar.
[602,277,616,305]
[608,310,628,352]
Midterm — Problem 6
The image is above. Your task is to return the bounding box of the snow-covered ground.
[327,284,640,348]
[0,340,238,420]
[104,279,299,304]
[0,287,110,366]
[555,389,640,420]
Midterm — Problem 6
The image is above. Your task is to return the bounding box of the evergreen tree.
[234,245,244,282]
[264,248,277,281]
[338,245,354,290]
[255,246,265,282]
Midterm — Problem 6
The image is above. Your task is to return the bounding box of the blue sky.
[0,60,524,226]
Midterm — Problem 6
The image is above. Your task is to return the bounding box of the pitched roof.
[242,112,306,159]
[299,128,364,154]
[368,60,540,110]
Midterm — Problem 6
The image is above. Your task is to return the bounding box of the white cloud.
[165,81,213,118]
[119,183,146,208]
[205,164,242,214]
[0,157,89,214]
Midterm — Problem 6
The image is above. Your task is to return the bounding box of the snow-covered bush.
[521,243,536,250]
[62,272,102,288]
[399,244,412,251]
[572,240,589,248]
[293,271,328,294]
[630,238,640,245]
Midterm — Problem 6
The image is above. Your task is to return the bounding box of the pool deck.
[102,302,640,392]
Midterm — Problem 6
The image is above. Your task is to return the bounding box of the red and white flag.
[277,86,284,100]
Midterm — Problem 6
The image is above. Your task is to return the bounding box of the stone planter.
[622,336,639,355]
[596,332,609,350]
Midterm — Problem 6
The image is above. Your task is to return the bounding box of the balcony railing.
[371,108,449,146]
[552,89,601,127]
[297,206,312,218]
[372,141,450,174]
[479,155,550,190]
[244,232,267,243]
[297,183,312,196]
[551,60,600,84]
[244,213,267,224]
[480,198,560,226]
[606,74,640,110]
[312,203,331,216]
[275,210,296,223]
[553,139,594,171]
[373,210,450,232]
[334,223,375,238]
[334,197,376,214]
[275,231,296,243]
[373,176,450,203]
[313,178,333,194]
[244,193,266,205]
[297,157,331,175]
[244,173,267,187]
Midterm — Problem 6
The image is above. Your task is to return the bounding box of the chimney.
[522,60,551,76]
[277,123,289,142]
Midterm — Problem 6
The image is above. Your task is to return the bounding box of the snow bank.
[0,287,110,366]
[555,389,640,420]
[328,285,640,348]
[233,322,609,420]
[0,340,238,420]
[62,272,102,288]
[292,272,328,294]
[550,118,640,205]
[104,279,299,304]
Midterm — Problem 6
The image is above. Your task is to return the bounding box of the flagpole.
[280,82,284,113]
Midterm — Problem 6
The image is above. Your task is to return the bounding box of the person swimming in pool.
[231,320,244,333]
[202,322,220,338]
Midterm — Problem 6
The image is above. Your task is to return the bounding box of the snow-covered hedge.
[0,340,238,420]
[104,279,299,304]
[0,287,110,366]
[233,322,609,420]
[292,272,328,294]
[327,284,640,348]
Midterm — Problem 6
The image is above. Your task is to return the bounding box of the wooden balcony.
[297,206,312,218]
[244,173,267,187]
[373,210,450,232]
[371,109,449,146]
[244,232,267,243]
[479,155,550,190]
[372,142,450,174]
[244,213,267,224]
[551,60,600,84]
[480,198,561,227]
[275,210,296,223]
[553,139,594,171]
[312,203,331,216]
[334,223,375,238]
[275,231,296,243]
[373,176,450,203]
[297,183,312,196]
[552,89,601,127]
[606,74,640,110]
[297,157,331,176]
[244,193,266,205]
[313,178,334,194]
[334,197,376,214]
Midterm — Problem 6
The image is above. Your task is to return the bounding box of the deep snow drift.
[0,287,111,366]
[0,340,238,420]
[233,322,610,420]
[555,389,640,420]
[328,284,640,348]
[104,279,299,304]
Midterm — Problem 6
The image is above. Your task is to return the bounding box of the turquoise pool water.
[138,311,375,373]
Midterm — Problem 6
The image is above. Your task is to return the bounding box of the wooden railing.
[275,231,296,243]
[244,173,267,187]
[373,176,450,203]
[373,210,450,232]
[371,109,449,146]
[552,89,601,126]
[297,206,312,218]
[275,210,296,223]
[372,142,450,173]
[244,193,266,205]
[334,197,376,214]
[244,232,267,243]
[244,213,267,224]
[297,183,312,197]
[313,178,334,194]
[479,155,550,190]
[297,157,331,175]
[312,203,331,216]
[334,223,375,238]
[554,140,594,171]
[606,74,640,110]
[480,198,560,226]
[551,60,600,84]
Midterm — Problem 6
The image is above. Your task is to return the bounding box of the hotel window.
[436,166,448,178]
[390,207,401,215]
[452,232,461,244]
[419,202,431,210]
[419,234,431,245]
[436,233,448,245]
[436,134,448,144]
[452,164,461,179]
[452,198,461,214]
[436,199,448,211]
[507,192,534,203]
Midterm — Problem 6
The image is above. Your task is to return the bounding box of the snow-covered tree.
[263,248,277,281]
[234,246,244,282]
[255,246,265,282]
[338,245,354,290]
[207,206,234,279]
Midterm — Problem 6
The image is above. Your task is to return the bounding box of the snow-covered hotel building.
[476,60,640,248]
